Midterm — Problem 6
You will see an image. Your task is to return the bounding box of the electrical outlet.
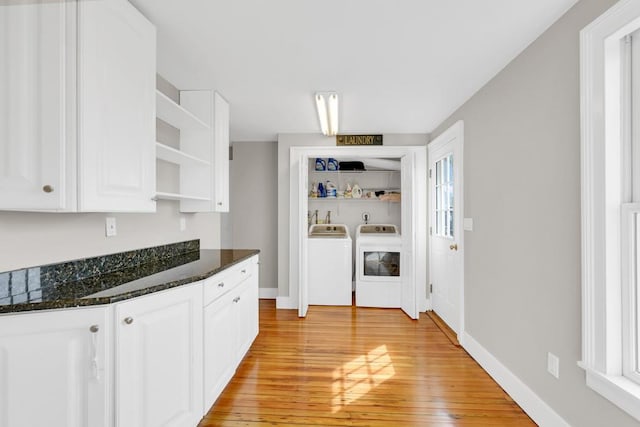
[105,217,117,237]
[180,217,186,231]
[547,352,559,378]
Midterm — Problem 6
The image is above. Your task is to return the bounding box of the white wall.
[0,76,221,272]
[227,141,278,290]
[431,0,637,425]
[277,134,427,302]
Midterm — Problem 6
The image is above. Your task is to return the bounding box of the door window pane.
[434,154,454,238]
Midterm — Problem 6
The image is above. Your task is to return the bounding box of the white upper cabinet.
[77,0,156,212]
[0,0,156,212]
[213,92,230,212]
[0,1,72,211]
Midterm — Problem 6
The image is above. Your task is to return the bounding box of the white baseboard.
[275,296,297,309]
[461,332,569,427]
[259,288,278,299]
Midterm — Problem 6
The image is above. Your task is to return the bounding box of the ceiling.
[130,0,579,142]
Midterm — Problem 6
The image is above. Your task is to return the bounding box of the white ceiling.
[130,0,579,142]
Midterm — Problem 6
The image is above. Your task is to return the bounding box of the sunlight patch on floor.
[331,344,395,413]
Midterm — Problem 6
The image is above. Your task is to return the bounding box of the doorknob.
[449,243,458,251]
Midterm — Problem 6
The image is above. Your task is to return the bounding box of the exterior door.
[429,121,464,334]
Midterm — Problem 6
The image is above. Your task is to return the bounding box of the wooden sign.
[336,135,383,146]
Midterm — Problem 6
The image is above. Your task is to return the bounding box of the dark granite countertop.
[0,249,259,314]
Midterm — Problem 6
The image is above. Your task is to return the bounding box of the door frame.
[428,120,465,337]
[290,146,427,319]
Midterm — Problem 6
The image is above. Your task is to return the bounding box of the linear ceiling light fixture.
[315,92,339,136]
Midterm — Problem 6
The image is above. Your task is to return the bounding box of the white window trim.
[580,0,640,421]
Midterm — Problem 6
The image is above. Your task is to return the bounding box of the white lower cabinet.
[0,254,260,426]
[0,307,111,427]
[203,257,259,413]
[203,290,237,408]
[115,283,203,427]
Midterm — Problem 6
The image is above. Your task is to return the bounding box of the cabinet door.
[0,1,75,211]
[203,291,237,412]
[213,93,229,212]
[116,284,203,427]
[235,270,259,362]
[0,307,111,427]
[77,0,156,212]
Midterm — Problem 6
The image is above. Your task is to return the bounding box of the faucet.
[308,210,319,227]
[325,210,331,224]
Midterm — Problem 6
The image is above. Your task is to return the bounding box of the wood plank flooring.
[199,300,535,426]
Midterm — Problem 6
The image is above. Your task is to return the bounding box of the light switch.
[105,217,117,237]
[463,218,473,231]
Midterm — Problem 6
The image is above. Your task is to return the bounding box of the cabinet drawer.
[203,259,254,306]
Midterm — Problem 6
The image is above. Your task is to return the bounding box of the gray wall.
[277,134,428,301]
[0,76,221,272]
[227,141,278,289]
[431,0,636,425]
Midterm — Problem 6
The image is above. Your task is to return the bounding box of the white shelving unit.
[308,169,400,203]
[154,89,229,212]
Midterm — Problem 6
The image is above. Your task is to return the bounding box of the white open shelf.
[154,192,211,202]
[156,90,210,131]
[310,169,400,174]
[308,198,400,203]
[156,142,210,167]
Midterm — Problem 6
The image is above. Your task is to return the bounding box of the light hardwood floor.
[199,300,535,426]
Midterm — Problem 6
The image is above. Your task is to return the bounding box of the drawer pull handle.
[233,296,240,303]
[218,282,225,288]
[241,269,246,274]
[124,317,134,325]
[89,325,99,333]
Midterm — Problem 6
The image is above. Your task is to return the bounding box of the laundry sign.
[336,135,383,146]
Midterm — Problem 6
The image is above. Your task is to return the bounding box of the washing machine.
[307,224,352,305]
[355,224,402,308]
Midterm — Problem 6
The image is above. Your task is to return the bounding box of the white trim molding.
[580,0,640,420]
[275,296,296,309]
[259,288,278,299]
[461,332,570,427]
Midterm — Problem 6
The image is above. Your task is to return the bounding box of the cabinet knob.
[89,325,99,333]
[241,269,246,274]
[42,185,54,193]
[124,317,134,325]
[233,296,240,303]
[218,282,225,288]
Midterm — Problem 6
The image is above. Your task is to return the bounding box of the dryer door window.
[363,251,400,277]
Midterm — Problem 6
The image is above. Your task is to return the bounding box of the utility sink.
[308,224,349,238]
